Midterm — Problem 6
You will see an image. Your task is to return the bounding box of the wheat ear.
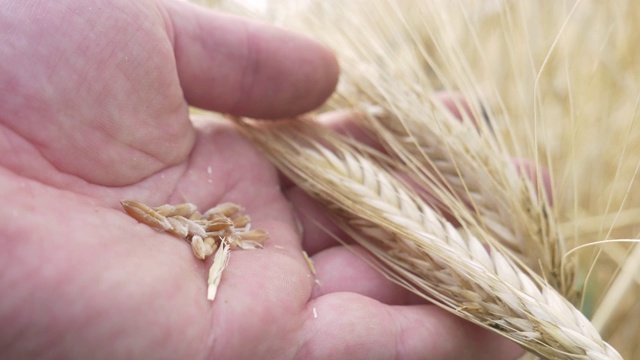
[275,2,570,298]
[299,1,570,298]
[353,98,571,299]
[233,117,620,360]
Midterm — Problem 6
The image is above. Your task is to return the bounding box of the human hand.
[0,0,522,358]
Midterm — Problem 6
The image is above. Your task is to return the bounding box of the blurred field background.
[190,1,640,358]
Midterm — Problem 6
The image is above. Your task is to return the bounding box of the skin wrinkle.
[10,120,179,197]
[104,5,191,182]
[1,2,21,35]
[229,20,258,116]
[391,307,407,360]
[25,0,48,20]
[0,123,80,191]
[171,121,238,201]
[206,252,306,359]
[293,299,322,360]
[165,2,207,105]
[297,293,401,359]
[157,1,176,52]
[2,2,185,187]
[0,108,184,201]
[1,196,72,358]
[204,16,247,113]
[165,3,225,111]
[0,121,81,189]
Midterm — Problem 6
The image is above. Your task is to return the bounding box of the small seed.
[204,217,234,232]
[240,229,270,243]
[232,215,251,228]
[204,203,243,219]
[120,200,172,231]
[166,217,189,238]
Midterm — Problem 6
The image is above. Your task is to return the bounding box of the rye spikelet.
[233,117,620,360]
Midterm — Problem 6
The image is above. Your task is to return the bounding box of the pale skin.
[0,0,524,359]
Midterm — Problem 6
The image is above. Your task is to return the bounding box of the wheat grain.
[120,200,269,301]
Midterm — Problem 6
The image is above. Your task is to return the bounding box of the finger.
[317,110,382,149]
[285,111,389,256]
[315,91,476,145]
[513,158,553,205]
[309,245,423,305]
[161,0,339,118]
[431,91,477,126]
[300,292,524,360]
[284,186,348,255]
[276,110,376,191]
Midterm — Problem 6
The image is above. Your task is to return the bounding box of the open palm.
[0,1,521,359]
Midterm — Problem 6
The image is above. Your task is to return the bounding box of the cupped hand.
[0,1,522,359]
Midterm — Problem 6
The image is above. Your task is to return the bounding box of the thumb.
[161,0,340,119]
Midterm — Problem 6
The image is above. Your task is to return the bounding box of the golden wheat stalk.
[233,117,620,360]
